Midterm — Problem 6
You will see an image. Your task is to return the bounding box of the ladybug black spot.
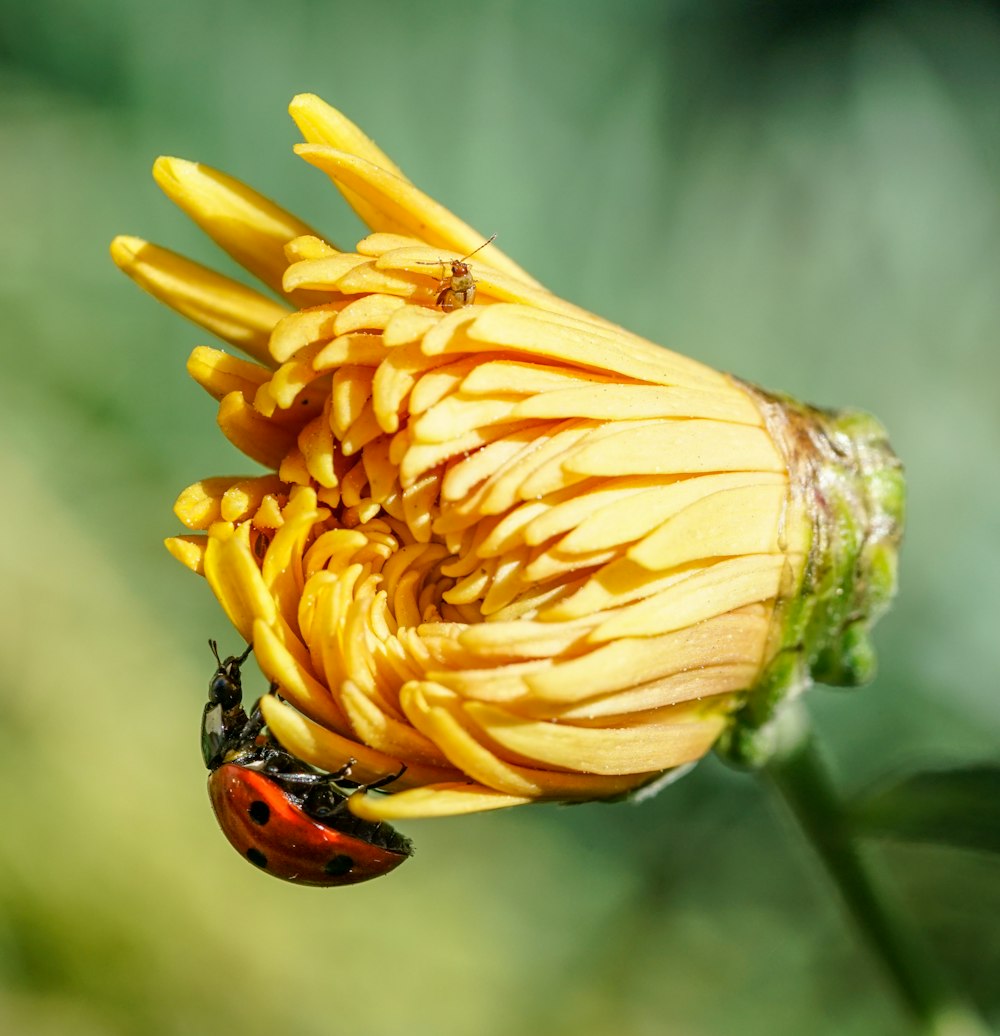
[246,847,268,869]
[324,854,354,877]
[248,800,270,825]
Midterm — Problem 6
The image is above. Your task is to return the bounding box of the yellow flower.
[111,94,903,820]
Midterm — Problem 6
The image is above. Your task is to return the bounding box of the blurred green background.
[1,1,998,1033]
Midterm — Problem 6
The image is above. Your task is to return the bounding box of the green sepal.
[719,391,905,769]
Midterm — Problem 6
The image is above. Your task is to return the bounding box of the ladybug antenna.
[209,639,253,667]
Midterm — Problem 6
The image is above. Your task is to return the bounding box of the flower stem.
[763,706,989,1036]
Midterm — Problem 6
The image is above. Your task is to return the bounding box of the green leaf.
[851,765,1000,855]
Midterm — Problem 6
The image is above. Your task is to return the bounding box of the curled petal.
[295,144,532,283]
[349,783,535,820]
[110,236,287,365]
[153,156,320,305]
[259,693,461,788]
[400,682,658,799]
[165,534,207,574]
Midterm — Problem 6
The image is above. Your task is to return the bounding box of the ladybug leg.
[362,763,408,793]
[280,763,358,819]
[241,684,281,744]
[226,697,283,770]
[313,762,407,794]
[290,760,401,820]
[323,759,356,783]
[299,763,408,820]
[239,699,267,744]
[261,758,355,797]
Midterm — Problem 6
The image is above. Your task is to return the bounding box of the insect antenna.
[416,233,497,267]
[455,233,497,263]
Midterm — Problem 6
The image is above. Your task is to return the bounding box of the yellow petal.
[186,346,271,402]
[313,333,389,370]
[554,473,784,554]
[362,436,400,505]
[336,261,427,300]
[217,391,298,469]
[409,356,481,415]
[260,487,329,626]
[265,347,327,408]
[519,476,664,548]
[289,93,409,202]
[152,156,319,304]
[298,413,337,488]
[563,420,786,479]
[453,422,595,516]
[221,476,286,522]
[437,428,545,510]
[463,699,730,775]
[456,616,593,661]
[259,692,461,788]
[164,534,206,573]
[467,305,727,390]
[412,393,522,444]
[333,293,408,336]
[282,252,370,293]
[109,236,287,366]
[268,304,343,363]
[586,555,789,641]
[294,143,535,283]
[253,619,349,735]
[399,422,534,487]
[349,783,533,820]
[514,382,763,425]
[400,683,656,798]
[627,481,788,571]
[525,609,769,704]
[339,680,453,768]
[381,303,442,348]
[460,359,614,396]
[174,477,246,529]
[284,234,339,262]
[203,524,275,643]
[549,663,758,720]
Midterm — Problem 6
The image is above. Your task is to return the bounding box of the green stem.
[763,707,989,1036]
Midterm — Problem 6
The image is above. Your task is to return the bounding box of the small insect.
[418,233,497,311]
[252,530,271,562]
[202,640,412,886]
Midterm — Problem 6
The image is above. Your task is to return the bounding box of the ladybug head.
[208,640,252,709]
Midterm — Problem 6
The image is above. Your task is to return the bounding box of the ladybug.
[419,233,496,311]
[202,640,412,886]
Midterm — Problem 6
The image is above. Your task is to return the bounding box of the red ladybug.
[202,641,412,886]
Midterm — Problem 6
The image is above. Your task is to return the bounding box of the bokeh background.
[1,1,998,1033]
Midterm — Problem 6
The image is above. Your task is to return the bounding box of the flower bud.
[112,94,903,817]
